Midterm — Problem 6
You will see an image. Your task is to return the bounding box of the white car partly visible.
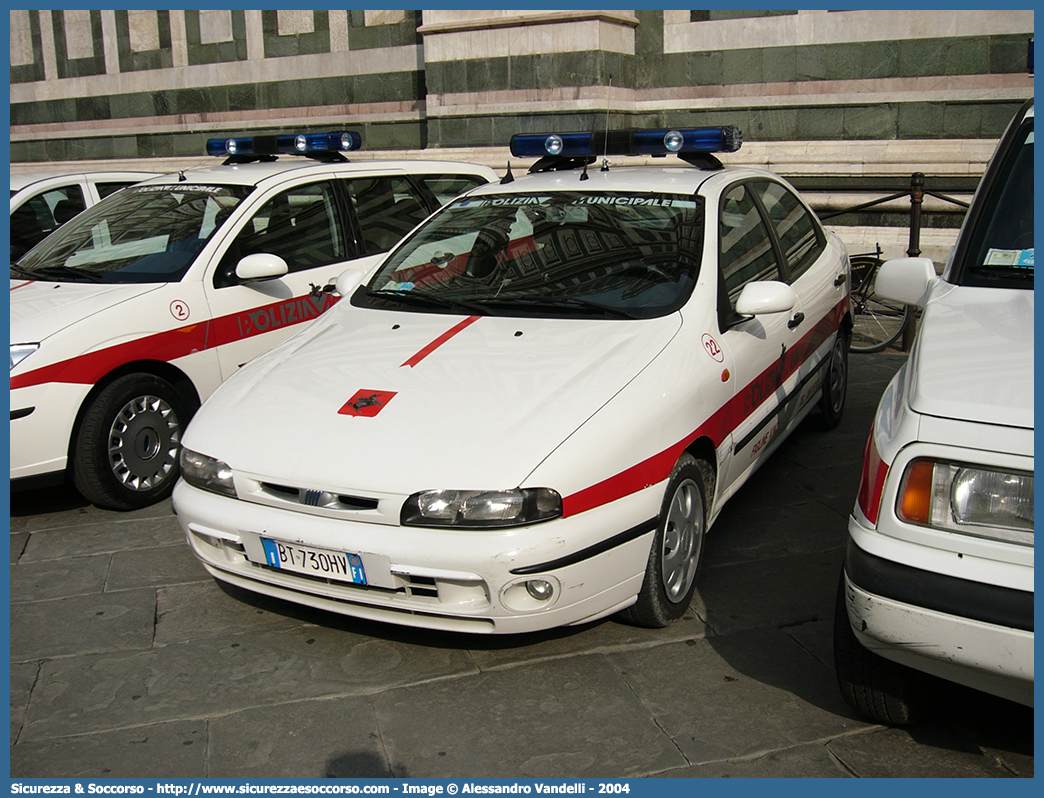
[10,170,159,260]
[834,99,1033,721]
[172,126,854,635]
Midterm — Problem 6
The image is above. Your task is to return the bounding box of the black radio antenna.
[601,75,613,172]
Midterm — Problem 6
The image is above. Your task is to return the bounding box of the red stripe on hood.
[401,315,481,368]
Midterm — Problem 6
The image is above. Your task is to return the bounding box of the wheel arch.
[67,359,202,465]
[683,435,718,510]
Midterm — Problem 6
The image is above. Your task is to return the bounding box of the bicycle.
[848,243,911,353]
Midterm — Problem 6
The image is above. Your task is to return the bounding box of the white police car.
[10,132,496,509]
[172,127,853,634]
[11,170,160,260]
[834,100,1034,720]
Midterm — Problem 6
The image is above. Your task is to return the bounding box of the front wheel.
[621,454,713,628]
[72,374,192,510]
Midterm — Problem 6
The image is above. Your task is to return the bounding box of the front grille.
[259,482,380,512]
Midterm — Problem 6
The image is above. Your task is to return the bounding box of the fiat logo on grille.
[303,489,323,506]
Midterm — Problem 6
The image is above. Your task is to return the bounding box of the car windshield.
[359,191,704,319]
[12,183,252,284]
[957,111,1033,288]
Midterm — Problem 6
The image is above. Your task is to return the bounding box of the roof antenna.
[501,162,514,184]
[601,75,613,172]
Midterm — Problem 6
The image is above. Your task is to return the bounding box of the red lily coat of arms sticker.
[338,390,397,417]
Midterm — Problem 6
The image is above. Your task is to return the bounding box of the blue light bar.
[206,131,362,158]
[510,127,742,159]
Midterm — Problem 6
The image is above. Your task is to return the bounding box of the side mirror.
[734,281,798,317]
[335,269,364,297]
[875,257,937,308]
[235,253,288,282]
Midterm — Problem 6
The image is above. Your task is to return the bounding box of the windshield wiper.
[968,265,1034,281]
[368,289,491,316]
[10,263,40,279]
[482,296,635,319]
[26,265,106,283]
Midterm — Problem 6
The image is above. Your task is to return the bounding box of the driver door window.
[217,181,344,287]
[720,183,782,308]
[347,176,429,256]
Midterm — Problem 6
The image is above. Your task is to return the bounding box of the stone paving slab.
[207,696,388,778]
[373,655,687,778]
[10,661,38,743]
[19,625,480,742]
[661,742,854,777]
[10,553,111,602]
[697,549,843,637]
[609,627,866,766]
[9,721,208,778]
[826,724,1023,778]
[154,581,317,646]
[19,514,186,563]
[107,542,209,592]
[11,587,158,661]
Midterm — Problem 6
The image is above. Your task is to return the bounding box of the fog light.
[525,579,554,601]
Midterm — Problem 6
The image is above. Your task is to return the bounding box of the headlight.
[401,488,562,528]
[179,448,236,499]
[896,458,1033,545]
[10,343,39,371]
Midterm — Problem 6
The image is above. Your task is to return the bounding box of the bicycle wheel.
[849,256,911,353]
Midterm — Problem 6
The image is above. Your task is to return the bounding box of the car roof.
[465,162,781,198]
[135,158,498,189]
[10,170,159,193]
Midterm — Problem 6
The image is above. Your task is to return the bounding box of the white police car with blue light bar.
[172,126,854,634]
[10,131,496,510]
[834,100,1034,719]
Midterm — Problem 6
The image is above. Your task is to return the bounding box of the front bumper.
[844,518,1034,706]
[173,478,664,634]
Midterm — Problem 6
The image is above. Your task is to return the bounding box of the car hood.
[187,306,681,494]
[908,284,1033,430]
[9,280,163,343]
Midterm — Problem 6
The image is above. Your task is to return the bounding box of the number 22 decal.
[702,333,724,363]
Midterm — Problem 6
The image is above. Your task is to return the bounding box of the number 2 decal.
[169,300,190,321]
[702,333,724,363]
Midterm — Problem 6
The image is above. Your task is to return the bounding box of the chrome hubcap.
[108,394,180,491]
[661,478,704,603]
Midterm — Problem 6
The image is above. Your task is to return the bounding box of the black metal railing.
[791,173,978,349]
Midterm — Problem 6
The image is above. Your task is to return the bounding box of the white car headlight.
[180,447,237,499]
[401,488,562,528]
[10,343,39,371]
[896,458,1033,545]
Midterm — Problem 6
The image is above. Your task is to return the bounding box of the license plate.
[260,537,367,585]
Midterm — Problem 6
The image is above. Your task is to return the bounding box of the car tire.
[817,329,849,429]
[72,374,191,511]
[833,570,925,725]
[621,453,713,628]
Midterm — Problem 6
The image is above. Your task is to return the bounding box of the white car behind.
[834,99,1033,721]
[10,170,159,260]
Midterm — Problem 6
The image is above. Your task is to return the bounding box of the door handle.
[787,312,805,330]
[834,273,847,287]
